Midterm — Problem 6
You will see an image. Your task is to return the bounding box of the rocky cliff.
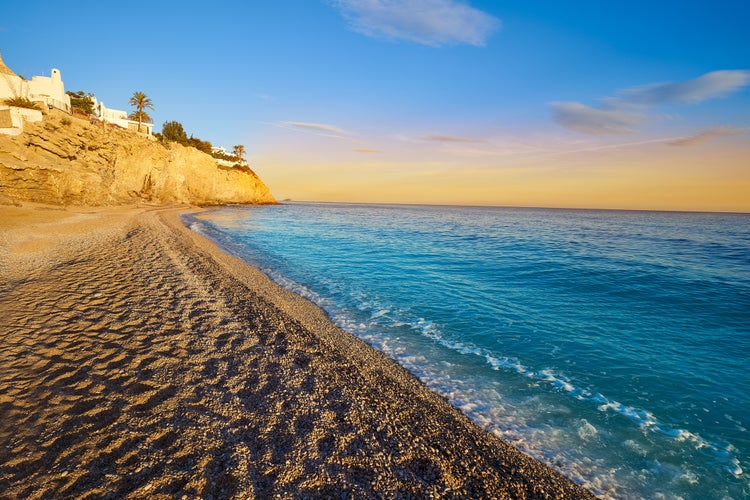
[0,111,276,206]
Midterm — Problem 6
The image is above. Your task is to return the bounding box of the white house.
[88,96,153,136]
[0,53,71,112]
[26,68,71,113]
[211,145,249,168]
[0,52,72,135]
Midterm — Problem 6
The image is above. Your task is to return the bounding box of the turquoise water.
[184,203,750,499]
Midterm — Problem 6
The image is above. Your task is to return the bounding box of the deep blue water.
[183,203,750,499]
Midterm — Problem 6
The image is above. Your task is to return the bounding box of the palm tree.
[128,110,152,125]
[128,91,154,132]
[232,144,246,164]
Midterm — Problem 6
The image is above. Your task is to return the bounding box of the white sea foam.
[370,308,390,320]
[594,398,658,429]
[577,419,598,440]
[664,429,711,449]
[623,439,647,457]
[728,458,743,478]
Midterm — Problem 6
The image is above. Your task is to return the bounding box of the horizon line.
[273,199,750,216]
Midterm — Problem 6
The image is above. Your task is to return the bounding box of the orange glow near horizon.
[253,135,750,213]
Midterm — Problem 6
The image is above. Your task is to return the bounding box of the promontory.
[0,109,275,207]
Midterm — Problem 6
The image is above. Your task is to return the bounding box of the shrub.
[187,135,212,154]
[161,120,188,143]
[161,120,219,156]
[4,97,41,110]
[66,90,95,115]
[61,117,72,126]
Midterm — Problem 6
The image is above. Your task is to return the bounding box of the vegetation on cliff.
[159,120,213,155]
[66,91,95,115]
[233,145,246,162]
[161,120,189,144]
[3,97,41,110]
[158,120,247,165]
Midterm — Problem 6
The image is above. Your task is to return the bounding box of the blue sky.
[2,1,749,210]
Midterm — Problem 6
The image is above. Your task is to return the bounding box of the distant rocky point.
[0,110,276,206]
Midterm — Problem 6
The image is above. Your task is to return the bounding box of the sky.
[2,0,749,211]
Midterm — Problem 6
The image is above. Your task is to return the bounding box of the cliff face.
[0,111,276,206]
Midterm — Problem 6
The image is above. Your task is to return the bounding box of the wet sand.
[0,203,595,499]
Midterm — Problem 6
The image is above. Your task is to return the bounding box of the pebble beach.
[0,204,594,499]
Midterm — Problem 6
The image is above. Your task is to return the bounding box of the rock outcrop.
[0,111,276,206]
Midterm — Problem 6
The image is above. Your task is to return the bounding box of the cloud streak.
[278,121,387,150]
[549,102,646,135]
[669,126,744,147]
[418,133,486,143]
[281,121,352,135]
[551,70,750,135]
[331,0,500,47]
[613,71,750,106]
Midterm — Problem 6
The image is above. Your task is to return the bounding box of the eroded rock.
[0,111,276,206]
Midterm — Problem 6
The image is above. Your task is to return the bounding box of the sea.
[183,202,750,499]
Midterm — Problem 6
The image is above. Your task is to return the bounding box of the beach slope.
[0,204,594,499]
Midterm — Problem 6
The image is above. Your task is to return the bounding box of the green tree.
[232,144,246,163]
[161,120,188,143]
[128,91,154,132]
[66,90,95,115]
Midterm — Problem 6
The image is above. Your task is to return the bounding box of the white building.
[0,53,71,112]
[27,68,71,113]
[88,96,152,136]
[1,52,71,135]
[210,145,249,168]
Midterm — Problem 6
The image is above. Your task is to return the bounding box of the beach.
[0,203,594,499]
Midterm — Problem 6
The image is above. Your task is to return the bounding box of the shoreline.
[0,203,595,498]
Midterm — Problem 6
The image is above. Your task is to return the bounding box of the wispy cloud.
[281,121,353,135]
[276,121,384,148]
[330,0,500,47]
[439,145,501,157]
[669,125,744,146]
[418,133,486,143]
[549,102,646,135]
[551,70,750,135]
[613,71,750,106]
[404,132,498,156]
